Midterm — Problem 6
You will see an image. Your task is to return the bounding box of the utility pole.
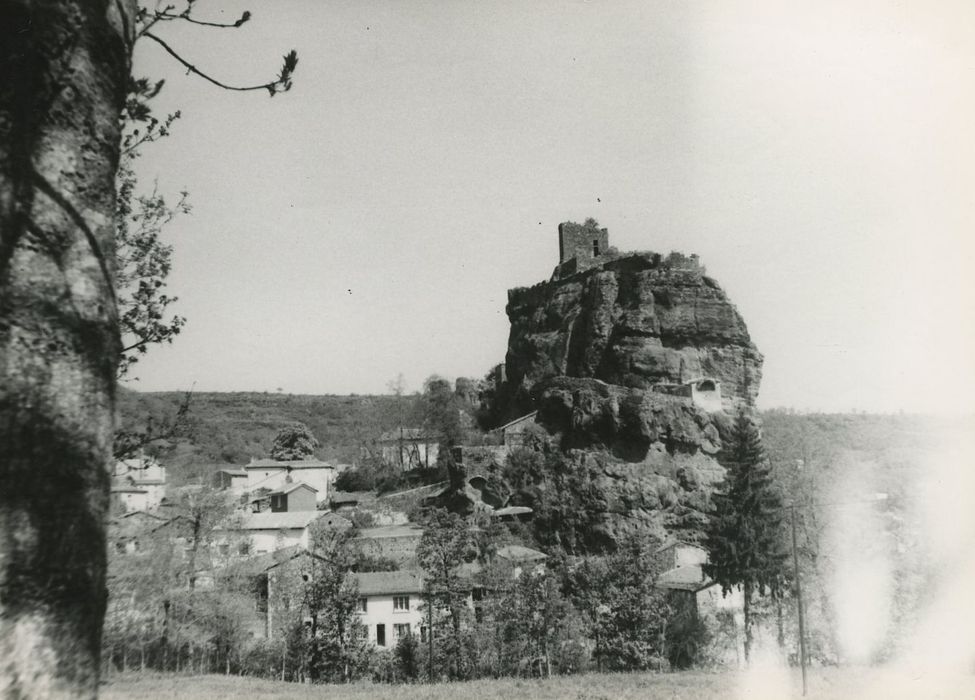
[790,503,808,696]
[427,587,434,682]
[786,492,887,696]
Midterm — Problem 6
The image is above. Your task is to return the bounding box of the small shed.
[495,411,538,446]
[268,482,318,513]
[212,468,248,493]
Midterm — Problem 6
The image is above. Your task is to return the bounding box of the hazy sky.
[129,1,975,414]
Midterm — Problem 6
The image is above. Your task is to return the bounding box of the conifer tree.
[703,409,787,662]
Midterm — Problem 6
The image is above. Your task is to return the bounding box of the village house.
[354,524,425,568]
[222,510,349,556]
[108,510,171,554]
[244,458,335,503]
[653,540,745,664]
[354,570,427,648]
[494,411,538,447]
[212,467,248,495]
[110,456,168,512]
[267,481,318,512]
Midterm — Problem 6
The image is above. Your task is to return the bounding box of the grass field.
[101,667,975,700]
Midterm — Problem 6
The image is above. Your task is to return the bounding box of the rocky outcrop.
[483,242,763,551]
[504,252,762,413]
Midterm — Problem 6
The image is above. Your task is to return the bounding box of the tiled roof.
[245,459,333,470]
[330,491,362,504]
[355,524,424,540]
[378,428,435,442]
[218,545,312,578]
[496,544,547,563]
[495,411,538,432]
[269,481,318,496]
[656,564,708,592]
[236,510,326,531]
[354,570,425,596]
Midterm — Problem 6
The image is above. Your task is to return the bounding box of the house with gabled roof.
[111,456,167,512]
[268,481,318,512]
[244,458,334,503]
[354,570,428,648]
[494,411,538,446]
[223,509,350,556]
[212,467,248,495]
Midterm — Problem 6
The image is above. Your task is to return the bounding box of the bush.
[238,639,286,680]
[394,633,420,681]
[666,594,711,669]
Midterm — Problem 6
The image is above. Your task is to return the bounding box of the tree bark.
[0,3,132,694]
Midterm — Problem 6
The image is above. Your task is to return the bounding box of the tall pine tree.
[703,409,787,662]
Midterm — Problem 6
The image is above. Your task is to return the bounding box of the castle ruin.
[554,219,609,279]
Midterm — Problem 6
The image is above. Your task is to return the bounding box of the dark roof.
[495,411,538,432]
[245,459,333,470]
[215,468,248,477]
[269,481,318,496]
[218,546,322,578]
[111,485,147,494]
[495,544,547,564]
[378,428,436,442]
[330,491,362,505]
[355,524,424,540]
[235,511,328,531]
[354,570,425,596]
[656,564,709,592]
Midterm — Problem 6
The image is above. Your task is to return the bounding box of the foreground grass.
[101,667,975,700]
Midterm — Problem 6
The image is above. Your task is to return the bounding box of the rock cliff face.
[504,252,762,412]
[489,244,763,550]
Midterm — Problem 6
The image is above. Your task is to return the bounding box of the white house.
[244,458,335,503]
[212,468,248,496]
[111,457,167,512]
[354,570,428,648]
[224,510,349,556]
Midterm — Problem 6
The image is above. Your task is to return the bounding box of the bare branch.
[142,31,297,95]
[156,8,251,29]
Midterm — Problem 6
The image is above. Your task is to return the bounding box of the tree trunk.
[776,596,785,651]
[0,1,132,697]
[743,582,753,664]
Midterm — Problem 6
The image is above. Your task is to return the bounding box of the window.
[376,624,386,647]
[592,239,600,256]
[218,543,229,556]
[394,623,411,640]
[420,625,429,643]
[393,595,410,612]
[238,542,250,556]
[357,597,367,613]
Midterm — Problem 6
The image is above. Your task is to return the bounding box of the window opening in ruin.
[592,239,600,256]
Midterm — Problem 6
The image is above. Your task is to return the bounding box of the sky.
[129,0,975,414]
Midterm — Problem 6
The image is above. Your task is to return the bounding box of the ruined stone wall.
[558,220,610,267]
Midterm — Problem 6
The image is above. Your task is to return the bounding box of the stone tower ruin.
[555,219,609,278]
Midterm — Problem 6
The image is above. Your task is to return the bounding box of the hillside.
[118,389,421,482]
[119,387,966,486]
